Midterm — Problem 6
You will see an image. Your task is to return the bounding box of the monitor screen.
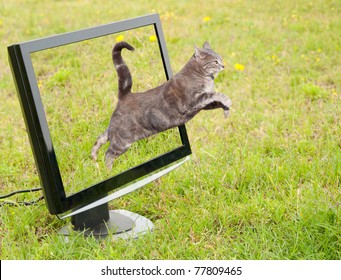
[8,14,191,216]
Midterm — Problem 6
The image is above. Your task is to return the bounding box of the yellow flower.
[234,63,245,71]
[115,34,124,42]
[149,35,157,42]
[203,16,211,23]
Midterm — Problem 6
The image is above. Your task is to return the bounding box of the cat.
[91,41,232,169]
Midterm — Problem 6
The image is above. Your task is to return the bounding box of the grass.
[0,0,340,259]
[30,28,182,192]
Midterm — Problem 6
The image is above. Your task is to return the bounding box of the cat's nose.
[222,65,225,69]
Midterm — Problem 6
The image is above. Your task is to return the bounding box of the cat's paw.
[222,96,231,118]
[106,161,114,170]
[224,96,232,108]
[90,150,97,161]
[105,151,115,170]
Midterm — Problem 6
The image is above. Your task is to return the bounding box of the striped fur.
[91,41,231,169]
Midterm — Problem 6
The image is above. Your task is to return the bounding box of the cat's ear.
[203,41,212,50]
[194,45,206,59]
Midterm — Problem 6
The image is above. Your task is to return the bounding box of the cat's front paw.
[221,95,231,118]
[219,95,232,118]
[224,96,232,108]
[224,108,230,118]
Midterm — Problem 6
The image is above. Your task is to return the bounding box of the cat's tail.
[112,41,135,99]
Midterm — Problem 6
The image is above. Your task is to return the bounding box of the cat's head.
[194,42,225,76]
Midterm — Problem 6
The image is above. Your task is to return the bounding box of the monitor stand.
[58,202,153,239]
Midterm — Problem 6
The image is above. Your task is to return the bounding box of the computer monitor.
[8,14,191,238]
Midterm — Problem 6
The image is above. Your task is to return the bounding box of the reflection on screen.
[31,27,182,195]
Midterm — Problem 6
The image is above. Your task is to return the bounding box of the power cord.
[0,187,44,207]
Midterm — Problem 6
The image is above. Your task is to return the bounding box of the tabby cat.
[91,41,231,169]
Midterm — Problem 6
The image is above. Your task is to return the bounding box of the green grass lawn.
[0,0,340,259]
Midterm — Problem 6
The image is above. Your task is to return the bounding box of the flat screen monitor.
[7,14,191,234]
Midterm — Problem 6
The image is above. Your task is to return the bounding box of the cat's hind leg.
[105,149,116,170]
[91,129,109,161]
[105,142,131,170]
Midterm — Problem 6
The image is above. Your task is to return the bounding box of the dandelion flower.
[234,63,245,71]
[115,34,124,42]
[203,16,211,23]
[149,35,157,42]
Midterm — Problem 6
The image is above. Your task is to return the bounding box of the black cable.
[0,187,42,199]
[0,187,43,207]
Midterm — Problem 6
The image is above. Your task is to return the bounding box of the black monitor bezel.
[8,14,191,215]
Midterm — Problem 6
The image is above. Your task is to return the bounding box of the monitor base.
[58,209,153,239]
